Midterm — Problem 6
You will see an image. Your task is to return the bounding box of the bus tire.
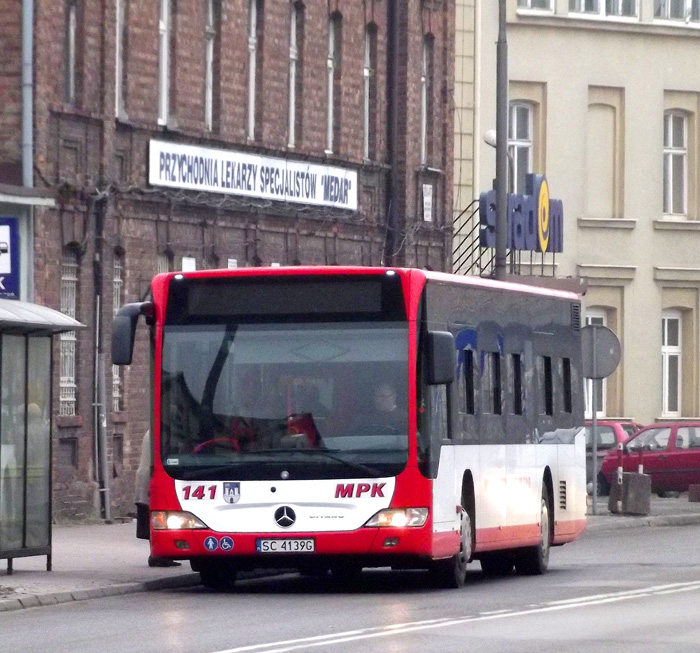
[429,508,471,589]
[515,485,552,576]
[330,562,363,585]
[198,562,238,591]
[479,552,514,577]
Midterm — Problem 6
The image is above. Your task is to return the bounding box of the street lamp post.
[495,0,508,281]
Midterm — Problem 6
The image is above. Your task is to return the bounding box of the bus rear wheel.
[430,508,471,589]
[514,486,551,576]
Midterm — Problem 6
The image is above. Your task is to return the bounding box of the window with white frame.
[326,13,342,153]
[60,250,79,417]
[508,102,533,194]
[663,111,687,216]
[584,311,607,418]
[65,0,77,104]
[570,0,637,14]
[115,0,127,117]
[112,252,124,412]
[157,253,171,275]
[204,0,216,131]
[420,35,434,166]
[662,312,681,416]
[363,25,377,160]
[655,0,700,20]
[518,0,552,8]
[158,0,170,125]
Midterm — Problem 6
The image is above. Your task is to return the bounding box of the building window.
[288,3,304,148]
[326,13,342,153]
[64,0,78,105]
[518,0,552,8]
[204,0,219,132]
[158,0,170,125]
[247,0,264,141]
[508,102,533,194]
[60,250,79,417]
[363,24,377,160]
[157,252,172,275]
[420,35,434,166]
[115,0,128,117]
[662,312,681,417]
[570,0,637,15]
[584,311,607,418]
[112,252,125,413]
[663,111,687,216]
[655,0,700,20]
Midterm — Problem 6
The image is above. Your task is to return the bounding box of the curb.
[585,513,700,533]
[0,573,202,613]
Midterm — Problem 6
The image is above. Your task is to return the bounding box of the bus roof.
[153,266,580,302]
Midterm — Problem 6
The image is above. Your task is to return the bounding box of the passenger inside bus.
[357,381,407,434]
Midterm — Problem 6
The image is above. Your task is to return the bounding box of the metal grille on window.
[112,253,124,412]
[60,252,78,416]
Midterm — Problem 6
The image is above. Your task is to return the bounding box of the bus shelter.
[0,298,83,573]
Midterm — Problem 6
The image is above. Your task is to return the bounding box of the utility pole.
[495,0,508,281]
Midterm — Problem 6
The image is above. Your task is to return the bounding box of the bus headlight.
[151,511,207,530]
[365,508,429,528]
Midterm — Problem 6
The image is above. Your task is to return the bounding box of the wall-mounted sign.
[478,174,563,254]
[0,218,20,299]
[149,140,358,211]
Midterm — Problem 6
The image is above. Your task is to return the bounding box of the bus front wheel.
[195,560,238,591]
[429,508,471,589]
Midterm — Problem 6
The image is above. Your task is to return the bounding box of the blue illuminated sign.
[0,217,20,299]
[478,174,563,254]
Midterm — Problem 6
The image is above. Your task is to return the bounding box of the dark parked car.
[599,422,700,497]
[584,420,643,493]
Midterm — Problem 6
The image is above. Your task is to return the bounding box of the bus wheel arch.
[514,468,553,576]
[461,470,476,561]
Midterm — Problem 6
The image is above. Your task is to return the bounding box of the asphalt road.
[3,524,700,653]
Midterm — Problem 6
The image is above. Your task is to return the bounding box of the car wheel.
[597,473,611,497]
[657,491,681,498]
[430,508,471,589]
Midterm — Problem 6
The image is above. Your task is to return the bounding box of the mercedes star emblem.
[274,506,296,528]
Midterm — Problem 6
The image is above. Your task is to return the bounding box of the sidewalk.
[2,493,700,612]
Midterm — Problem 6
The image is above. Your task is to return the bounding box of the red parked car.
[599,422,700,497]
[584,420,643,493]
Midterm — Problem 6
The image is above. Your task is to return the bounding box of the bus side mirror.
[426,331,456,385]
[112,302,154,365]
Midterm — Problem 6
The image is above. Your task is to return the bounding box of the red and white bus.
[113,266,586,589]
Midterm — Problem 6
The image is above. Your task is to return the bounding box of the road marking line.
[210,580,700,653]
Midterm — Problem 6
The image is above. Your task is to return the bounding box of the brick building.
[0,0,454,519]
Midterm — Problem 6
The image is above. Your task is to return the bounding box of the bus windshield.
[160,322,409,480]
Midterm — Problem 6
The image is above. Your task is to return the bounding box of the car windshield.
[160,322,409,480]
[621,423,639,438]
[584,425,617,450]
[626,427,672,452]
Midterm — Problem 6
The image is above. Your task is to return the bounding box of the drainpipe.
[384,0,399,266]
[22,0,35,300]
[93,196,110,520]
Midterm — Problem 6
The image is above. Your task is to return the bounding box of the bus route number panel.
[256,538,316,553]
